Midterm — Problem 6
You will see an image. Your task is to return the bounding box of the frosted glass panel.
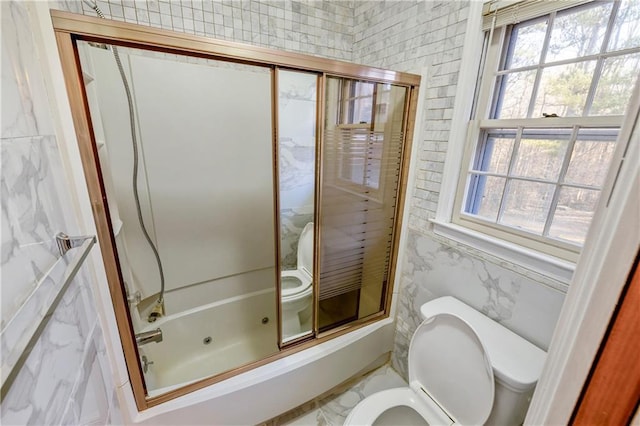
[78,42,278,395]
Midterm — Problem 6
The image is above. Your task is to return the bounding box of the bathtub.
[139,288,279,396]
[131,314,395,425]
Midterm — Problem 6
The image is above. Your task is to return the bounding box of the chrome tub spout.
[135,328,163,345]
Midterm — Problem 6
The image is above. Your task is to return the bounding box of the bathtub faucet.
[135,328,163,346]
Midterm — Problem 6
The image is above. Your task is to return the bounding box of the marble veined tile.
[1,255,67,385]
[1,270,100,425]
[318,365,407,425]
[397,229,564,352]
[280,209,313,269]
[1,2,54,139]
[282,408,329,426]
[1,135,76,328]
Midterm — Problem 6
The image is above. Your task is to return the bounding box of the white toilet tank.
[420,297,547,426]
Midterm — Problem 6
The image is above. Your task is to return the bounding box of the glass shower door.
[319,77,408,331]
[77,41,279,394]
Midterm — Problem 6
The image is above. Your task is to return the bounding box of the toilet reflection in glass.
[277,69,318,343]
[281,222,314,340]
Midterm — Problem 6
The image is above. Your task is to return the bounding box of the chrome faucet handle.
[141,355,154,373]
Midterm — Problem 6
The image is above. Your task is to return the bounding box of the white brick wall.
[352,1,470,231]
[57,0,354,61]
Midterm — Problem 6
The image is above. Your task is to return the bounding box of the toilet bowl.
[281,222,313,338]
[345,296,547,426]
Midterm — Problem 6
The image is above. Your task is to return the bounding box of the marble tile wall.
[391,230,565,378]
[54,0,354,61]
[1,1,120,424]
[278,70,317,270]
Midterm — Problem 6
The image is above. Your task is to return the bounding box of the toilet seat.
[281,222,314,301]
[281,269,312,300]
[344,387,453,425]
[345,313,494,426]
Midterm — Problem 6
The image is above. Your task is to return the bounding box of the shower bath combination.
[84,0,166,322]
[53,9,420,414]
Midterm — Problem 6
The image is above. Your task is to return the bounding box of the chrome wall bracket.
[56,232,95,256]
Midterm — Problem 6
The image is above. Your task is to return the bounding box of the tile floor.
[279,364,407,425]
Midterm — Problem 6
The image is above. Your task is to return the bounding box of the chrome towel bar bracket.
[56,232,95,256]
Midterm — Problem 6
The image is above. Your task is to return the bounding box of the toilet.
[345,296,547,426]
[281,222,314,338]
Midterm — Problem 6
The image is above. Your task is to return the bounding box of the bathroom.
[1,0,638,424]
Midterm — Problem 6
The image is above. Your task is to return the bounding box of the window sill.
[430,220,575,286]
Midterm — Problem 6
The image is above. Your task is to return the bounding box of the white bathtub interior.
[140,288,278,395]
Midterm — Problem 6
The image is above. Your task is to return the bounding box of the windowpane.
[512,136,569,181]
[565,134,617,187]
[352,97,373,124]
[505,19,548,69]
[548,187,600,244]
[590,53,640,116]
[532,61,597,117]
[354,81,374,97]
[466,174,506,222]
[608,0,640,52]
[500,180,555,234]
[494,70,536,118]
[473,133,514,174]
[546,2,613,63]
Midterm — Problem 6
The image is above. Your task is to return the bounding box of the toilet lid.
[409,313,494,425]
[297,222,314,274]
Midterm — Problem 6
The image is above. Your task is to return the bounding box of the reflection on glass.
[473,132,515,174]
[547,2,612,63]
[500,180,555,234]
[78,41,278,395]
[607,0,640,52]
[277,70,317,343]
[319,77,407,331]
[532,61,596,117]
[548,187,600,244]
[505,19,547,69]
[565,143,616,187]
[512,138,569,181]
[590,54,640,116]
[494,70,537,118]
[466,175,506,222]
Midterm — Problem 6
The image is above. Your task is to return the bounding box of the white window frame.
[432,0,638,284]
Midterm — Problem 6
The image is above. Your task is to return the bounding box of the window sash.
[452,118,622,260]
[452,1,638,260]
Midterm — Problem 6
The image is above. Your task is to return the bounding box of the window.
[453,0,640,261]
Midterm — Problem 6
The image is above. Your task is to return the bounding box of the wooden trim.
[271,67,282,348]
[384,85,419,314]
[50,10,420,86]
[313,73,325,337]
[53,31,149,411]
[571,252,640,425]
